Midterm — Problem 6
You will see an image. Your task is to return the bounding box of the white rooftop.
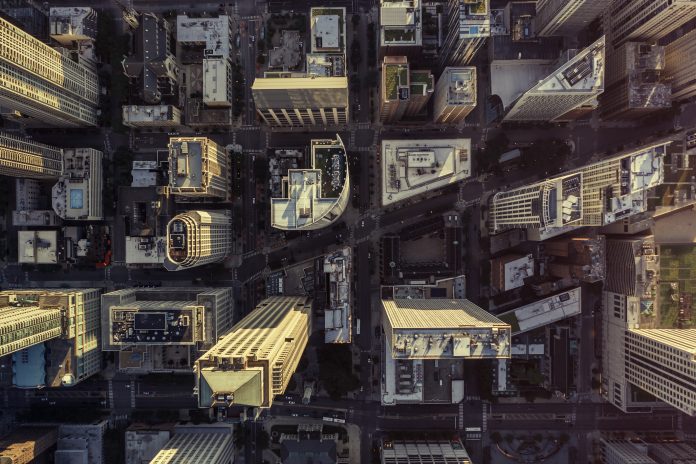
[122,105,181,125]
[131,161,158,187]
[176,15,230,58]
[382,139,472,206]
[503,254,534,291]
[312,15,340,50]
[18,230,58,264]
[499,288,581,334]
[203,58,231,105]
[49,7,97,42]
[125,236,166,265]
[324,247,352,343]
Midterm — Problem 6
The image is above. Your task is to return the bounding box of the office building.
[379,0,422,48]
[123,13,179,104]
[490,254,534,294]
[252,74,348,127]
[0,132,62,179]
[51,148,103,221]
[0,288,102,388]
[381,138,471,206]
[310,7,346,53]
[489,142,666,240]
[380,56,410,123]
[0,427,58,464]
[497,288,581,335]
[406,69,434,116]
[433,67,477,124]
[601,439,655,464]
[610,0,696,49]
[164,210,232,271]
[55,421,107,464]
[439,0,490,67]
[381,439,471,464]
[0,16,98,127]
[534,0,605,37]
[167,137,230,201]
[196,296,311,408]
[101,287,234,373]
[49,7,97,45]
[601,42,671,120]
[323,247,352,344]
[271,137,349,231]
[0,0,49,41]
[122,105,182,127]
[149,425,234,464]
[665,28,696,102]
[177,15,233,108]
[503,35,605,122]
[17,230,58,264]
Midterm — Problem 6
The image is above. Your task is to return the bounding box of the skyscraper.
[0,289,102,387]
[164,211,232,271]
[380,56,410,123]
[610,0,696,49]
[270,137,349,231]
[149,425,234,464]
[489,142,667,240]
[0,16,98,126]
[664,28,696,102]
[168,137,230,201]
[251,75,349,127]
[379,0,423,49]
[0,131,62,179]
[196,296,311,409]
[381,439,472,464]
[439,0,490,67]
[534,0,606,37]
[503,35,605,122]
[433,67,477,124]
[51,148,103,221]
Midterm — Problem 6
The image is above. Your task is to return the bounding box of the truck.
[355,318,360,335]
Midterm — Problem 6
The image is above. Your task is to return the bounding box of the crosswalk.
[130,380,136,408]
[482,403,488,432]
[458,402,464,430]
[108,380,114,409]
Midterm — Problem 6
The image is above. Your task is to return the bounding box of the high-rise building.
[379,0,422,49]
[503,35,605,122]
[164,210,232,271]
[381,439,472,464]
[601,439,655,464]
[0,0,49,42]
[489,142,667,240]
[101,287,234,373]
[149,425,234,464]
[0,289,102,388]
[271,137,349,231]
[196,296,311,409]
[0,427,58,464]
[123,13,179,105]
[665,28,696,102]
[0,16,98,127]
[49,7,97,45]
[534,0,606,37]
[51,148,103,221]
[433,67,477,124]
[380,56,410,123]
[252,75,349,127]
[122,105,182,128]
[0,131,62,179]
[601,42,671,120]
[439,0,490,67]
[167,137,230,201]
[405,69,434,117]
[310,7,346,53]
[609,0,696,49]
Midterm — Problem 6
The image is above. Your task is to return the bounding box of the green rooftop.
[384,28,416,43]
[658,244,696,329]
[384,63,408,100]
[409,70,432,89]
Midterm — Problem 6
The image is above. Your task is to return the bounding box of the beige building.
[196,296,311,409]
[252,75,348,127]
[51,148,103,221]
[381,439,471,464]
[0,132,63,179]
[49,7,97,45]
[0,17,98,127]
[503,36,605,122]
[149,425,234,464]
[439,0,490,67]
[0,289,102,388]
[433,67,477,124]
[164,211,232,271]
[168,137,229,201]
[0,427,58,464]
[271,137,349,231]
[665,28,696,102]
[534,0,606,37]
[601,42,671,120]
[380,0,422,48]
[122,105,182,128]
[489,142,667,240]
[610,0,696,49]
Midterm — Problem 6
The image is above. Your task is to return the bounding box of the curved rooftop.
[271,135,350,230]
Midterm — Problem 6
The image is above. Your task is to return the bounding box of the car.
[360,386,364,392]
[49,401,56,406]
[291,413,299,417]
[250,35,255,43]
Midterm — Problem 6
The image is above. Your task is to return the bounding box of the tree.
[318,344,360,400]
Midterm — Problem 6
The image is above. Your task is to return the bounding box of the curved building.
[164,210,231,271]
[271,135,349,230]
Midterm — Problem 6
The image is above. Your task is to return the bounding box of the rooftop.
[442,67,476,105]
[306,53,345,77]
[500,254,534,291]
[109,304,200,345]
[310,8,345,52]
[323,247,352,343]
[203,58,230,105]
[383,59,409,101]
[624,43,671,110]
[380,0,422,46]
[49,7,97,43]
[125,236,166,265]
[176,15,231,58]
[497,288,582,334]
[382,138,472,206]
[51,148,102,220]
[122,105,181,125]
[454,0,490,39]
[17,230,58,264]
[271,137,349,230]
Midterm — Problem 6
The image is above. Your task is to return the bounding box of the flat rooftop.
[442,67,476,105]
[535,36,605,94]
[125,236,165,265]
[324,247,352,343]
[122,105,180,124]
[498,288,581,334]
[382,139,472,206]
[310,8,345,52]
[380,0,422,46]
[110,304,199,345]
[176,15,230,58]
[502,254,534,291]
[168,138,203,189]
[271,138,348,230]
[306,53,345,77]
[453,0,490,39]
[17,230,58,264]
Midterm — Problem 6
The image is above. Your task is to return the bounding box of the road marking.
[108,380,114,409]
[130,380,136,408]
[482,403,488,432]
[458,402,464,430]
